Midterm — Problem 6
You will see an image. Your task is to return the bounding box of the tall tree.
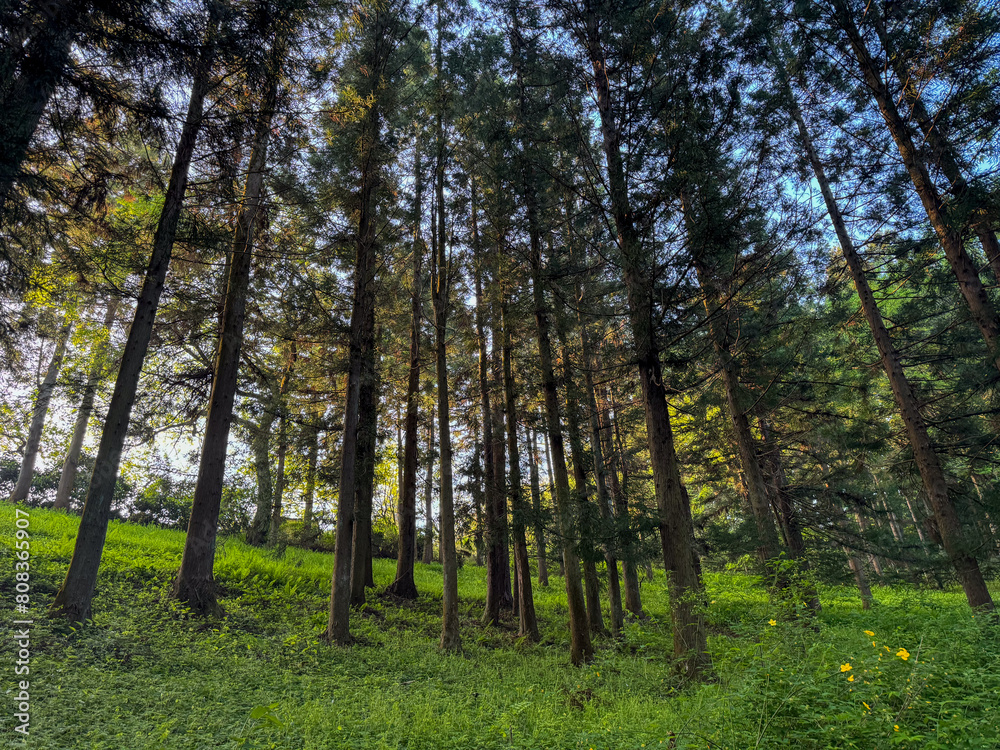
[50,8,219,622]
[174,13,290,614]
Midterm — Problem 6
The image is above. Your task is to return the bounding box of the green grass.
[2,504,999,749]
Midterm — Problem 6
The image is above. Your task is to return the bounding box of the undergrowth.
[1,505,998,749]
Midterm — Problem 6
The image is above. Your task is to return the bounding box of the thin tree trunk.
[578,312,623,635]
[583,9,707,675]
[387,138,424,599]
[50,26,217,622]
[871,10,1000,282]
[786,71,994,611]
[528,424,548,587]
[326,6,385,642]
[0,1,80,214]
[245,411,276,546]
[303,420,319,531]
[9,320,72,503]
[684,195,782,569]
[351,345,379,604]
[472,180,507,624]
[834,2,1000,376]
[526,196,592,665]
[55,299,118,510]
[422,420,435,564]
[431,10,460,649]
[269,343,297,545]
[502,299,538,641]
[845,546,875,610]
[600,384,642,617]
[560,334,606,637]
[174,28,286,615]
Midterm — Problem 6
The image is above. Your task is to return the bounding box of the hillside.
[2,505,998,749]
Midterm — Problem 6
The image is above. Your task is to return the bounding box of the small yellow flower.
[864,630,875,636]
[768,619,777,626]
[840,663,853,673]
[862,702,870,710]
[894,725,900,732]
[897,648,910,661]
[848,675,855,682]
[872,641,877,647]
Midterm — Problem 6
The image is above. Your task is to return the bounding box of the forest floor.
[2,505,999,750]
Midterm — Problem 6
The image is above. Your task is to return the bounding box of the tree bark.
[527,423,548,587]
[245,410,276,546]
[600,385,642,617]
[268,343,297,545]
[387,138,424,599]
[578,310,623,635]
[351,344,379,604]
[326,5,385,642]
[432,7,460,649]
[871,9,1000,282]
[55,299,118,510]
[502,299,538,640]
[174,27,285,615]
[50,26,216,622]
[582,6,706,675]
[0,0,80,215]
[9,320,72,503]
[560,333,606,637]
[786,72,994,611]
[422,419,435,564]
[834,1,1000,376]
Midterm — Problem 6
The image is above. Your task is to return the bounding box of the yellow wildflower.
[864,630,875,636]
[897,648,910,661]
[894,725,900,732]
[840,663,852,673]
[768,619,777,626]
[862,702,870,711]
[848,675,854,682]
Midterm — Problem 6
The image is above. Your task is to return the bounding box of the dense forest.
[2,0,999,746]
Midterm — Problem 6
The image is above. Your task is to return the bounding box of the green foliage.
[2,505,997,749]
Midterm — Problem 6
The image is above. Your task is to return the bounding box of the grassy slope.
[1,504,998,749]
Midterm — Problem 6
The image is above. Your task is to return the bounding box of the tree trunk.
[583,10,707,676]
[871,10,1000,282]
[502,299,538,641]
[578,311,623,635]
[50,28,216,622]
[326,6,384,642]
[834,2,1000,376]
[431,11,460,650]
[600,384,642,617]
[474,182,508,626]
[0,0,80,214]
[786,72,994,611]
[268,343,297,545]
[387,138,424,599]
[55,299,118,510]
[351,345,379,604]
[421,419,435,563]
[560,333,606,637]
[528,424,548,587]
[245,411,276,546]
[525,193,592,663]
[303,420,319,531]
[845,546,875,610]
[9,320,72,504]
[174,29,285,615]
[684,195,782,569]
